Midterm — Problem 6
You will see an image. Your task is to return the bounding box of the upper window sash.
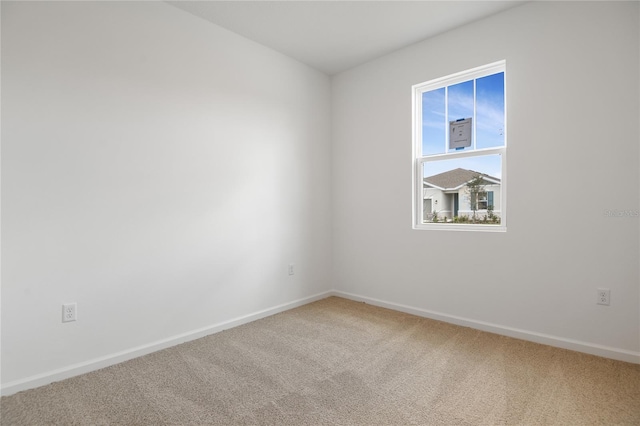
[413,60,506,159]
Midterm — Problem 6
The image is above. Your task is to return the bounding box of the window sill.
[413,223,506,232]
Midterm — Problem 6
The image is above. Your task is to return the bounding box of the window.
[473,191,489,211]
[412,61,506,231]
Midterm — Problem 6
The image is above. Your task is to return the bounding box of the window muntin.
[446,80,474,153]
[413,61,506,231]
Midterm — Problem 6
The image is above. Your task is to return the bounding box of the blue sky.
[422,72,504,178]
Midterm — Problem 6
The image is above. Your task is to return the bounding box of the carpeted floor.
[2,296,639,425]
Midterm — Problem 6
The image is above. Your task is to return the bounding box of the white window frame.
[474,191,489,211]
[412,61,507,232]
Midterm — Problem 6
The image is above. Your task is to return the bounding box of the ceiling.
[167,1,526,75]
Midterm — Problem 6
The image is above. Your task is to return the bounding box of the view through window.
[413,61,506,230]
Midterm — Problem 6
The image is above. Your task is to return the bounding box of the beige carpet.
[2,296,639,425]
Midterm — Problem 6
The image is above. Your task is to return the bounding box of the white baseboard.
[4,289,638,396]
[1,291,333,396]
[332,290,640,365]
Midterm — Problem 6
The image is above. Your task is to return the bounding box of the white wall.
[1,1,332,391]
[2,0,639,396]
[332,1,639,360]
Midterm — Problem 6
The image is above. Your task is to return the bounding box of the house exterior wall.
[422,188,444,220]
[422,188,455,220]
[457,183,501,218]
[424,183,501,221]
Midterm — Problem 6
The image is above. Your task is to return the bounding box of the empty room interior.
[1,0,639,424]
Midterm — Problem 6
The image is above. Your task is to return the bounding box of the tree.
[466,174,486,222]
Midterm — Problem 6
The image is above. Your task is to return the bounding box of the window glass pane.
[422,88,445,155]
[476,72,505,149]
[414,62,506,230]
[447,80,474,152]
[422,154,501,224]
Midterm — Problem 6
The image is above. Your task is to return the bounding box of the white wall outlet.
[597,288,610,306]
[62,303,77,322]
[288,264,295,275]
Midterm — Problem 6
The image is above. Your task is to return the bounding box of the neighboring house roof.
[423,168,500,190]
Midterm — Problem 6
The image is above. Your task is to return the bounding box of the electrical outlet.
[597,289,610,306]
[62,303,77,322]
[288,264,295,275]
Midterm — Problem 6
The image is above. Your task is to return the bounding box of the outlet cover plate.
[597,289,610,306]
[62,303,77,322]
